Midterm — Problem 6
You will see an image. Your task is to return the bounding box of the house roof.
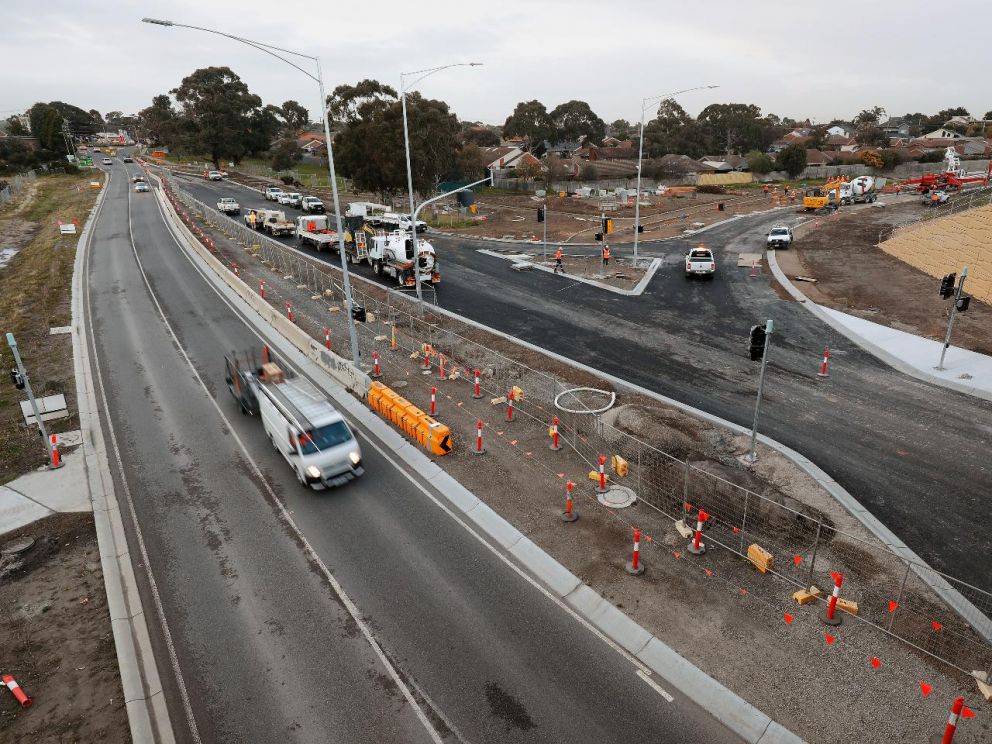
[805,149,835,166]
[481,145,526,168]
[545,140,584,152]
[824,135,855,146]
[655,153,715,173]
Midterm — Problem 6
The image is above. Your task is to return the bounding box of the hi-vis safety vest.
[555,248,563,260]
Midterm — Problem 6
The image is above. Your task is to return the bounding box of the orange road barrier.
[366,382,452,456]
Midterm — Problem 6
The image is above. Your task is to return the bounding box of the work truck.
[296,214,339,251]
[224,349,363,489]
[685,245,716,278]
[367,230,439,286]
[245,208,294,236]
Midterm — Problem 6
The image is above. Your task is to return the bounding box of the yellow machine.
[802,177,846,211]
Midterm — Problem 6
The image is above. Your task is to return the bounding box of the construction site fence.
[0,169,38,208]
[169,179,992,680]
[878,186,992,243]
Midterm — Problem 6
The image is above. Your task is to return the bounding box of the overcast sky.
[4,0,990,128]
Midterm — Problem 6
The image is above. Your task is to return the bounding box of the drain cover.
[597,485,637,509]
[391,380,408,389]
[1,536,35,556]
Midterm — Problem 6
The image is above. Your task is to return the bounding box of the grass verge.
[0,172,100,484]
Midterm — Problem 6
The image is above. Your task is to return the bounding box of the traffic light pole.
[542,200,548,263]
[937,266,968,371]
[745,319,773,465]
[6,332,57,468]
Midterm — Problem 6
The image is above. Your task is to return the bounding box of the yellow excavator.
[802,177,847,211]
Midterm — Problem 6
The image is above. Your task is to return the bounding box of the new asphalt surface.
[176,174,992,597]
[87,161,741,742]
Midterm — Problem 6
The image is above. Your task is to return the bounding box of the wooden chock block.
[973,671,992,702]
[836,598,859,616]
[792,589,817,605]
[747,543,774,574]
[511,385,524,401]
[491,396,507,405]
[588,470,609,483]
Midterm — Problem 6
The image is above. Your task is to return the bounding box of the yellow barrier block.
[588,470,609,483]
[747,544,774,574]
[837,598,859,616]
[367,381,452,456]
[792,585,824,605]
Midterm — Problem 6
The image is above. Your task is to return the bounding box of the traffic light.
[956,295,971,312]
[9,368,25,389]
[748,325,767,361]
[939,273,956,299]
[637,224,644,233]
[537,207,545,223]
[594,232,603,242]
[602,217,613,234]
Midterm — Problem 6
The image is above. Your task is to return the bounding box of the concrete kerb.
[160,172,806,744]
[71,171,174,743]
[765,247,992,403]
[476,248,662,297]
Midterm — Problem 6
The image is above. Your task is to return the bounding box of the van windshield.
[297,421,352,455]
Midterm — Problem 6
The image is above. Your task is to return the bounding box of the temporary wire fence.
[0,169,38,208]
[168,179,992,679]
[878,186,992,244]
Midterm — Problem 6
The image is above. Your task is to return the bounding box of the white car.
[685,246,716,278]
[134,182,149,193]
[277,192,293,205]
[217,197,240,214]
[264,186,284,201]
[286,193,303,208]
[301,196,325,214]
[766,226,793,249]
[208,170,223,181]
[102,157,113,165]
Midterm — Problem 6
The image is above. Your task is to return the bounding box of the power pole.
[6,333,57,468]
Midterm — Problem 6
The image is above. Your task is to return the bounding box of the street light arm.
[141,18,319,81]
[641,84,720,113]
[401,62,483,92]
[412,172,493,220]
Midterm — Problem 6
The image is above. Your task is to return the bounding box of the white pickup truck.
[301,196,325,213]
[245,208,294,236]
[296,214,338,251]
[685,246,716,279]
[217,197,240,215]
[766,226,793,249]
[264,186,285,201]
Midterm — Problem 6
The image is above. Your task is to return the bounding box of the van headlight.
[349,451,361,465]
[305,465,321,479]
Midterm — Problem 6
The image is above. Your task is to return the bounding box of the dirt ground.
[0,513,131,743]
[0,173,98,484]
[779,200,992,355]
[179,189,990,743]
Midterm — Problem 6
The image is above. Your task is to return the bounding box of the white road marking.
[636,669,674,702]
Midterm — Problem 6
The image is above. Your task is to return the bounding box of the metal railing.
[878,185,992,243]
[167,178,992,679]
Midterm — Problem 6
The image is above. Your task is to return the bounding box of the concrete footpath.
[767,249,992,403]
[0,437,90,532]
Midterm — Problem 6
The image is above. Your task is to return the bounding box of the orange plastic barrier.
[367,382,452,456]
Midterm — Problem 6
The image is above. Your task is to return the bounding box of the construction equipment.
[368,231,440,287]
[802,177,847,212]
[900,147,991,194]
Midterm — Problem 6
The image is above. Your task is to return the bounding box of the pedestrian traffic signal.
[601,217,613,234]
[748,325,767,361]
[939,273,956,299]
[594,232,603,242]
[537,207,545,223]
[956,295,971,312]
[9,368,25,389]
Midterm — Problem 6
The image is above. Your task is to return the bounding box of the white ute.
[264,186,284,201]
[766,226,793,249]
[685,245,716,278]
[217,197,240,215]
[225,351,363,488]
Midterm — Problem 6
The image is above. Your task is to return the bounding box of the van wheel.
[372,259,382,276]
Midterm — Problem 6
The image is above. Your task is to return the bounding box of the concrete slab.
[0,485,53,535]
[509,537,582,597]
[5,451,92,514]
[565,584,652,655]
[427,471,481,514]
[466,501,524,550]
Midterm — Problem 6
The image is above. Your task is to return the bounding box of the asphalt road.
[87,160,741,742]
[176,174,992,595]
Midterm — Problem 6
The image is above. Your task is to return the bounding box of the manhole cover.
[597,485,637,509]
[391,380,408,389]
[1,536,35,556]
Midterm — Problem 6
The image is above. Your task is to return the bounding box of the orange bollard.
[2,674,32,708]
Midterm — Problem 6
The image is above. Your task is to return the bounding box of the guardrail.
[166,177,992,681]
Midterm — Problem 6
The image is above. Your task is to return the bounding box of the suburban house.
[944,115,975,128]
[805,149,835,167]
[922,128,964,140]
[826,125,852,137]
[698,154,748,172]
[822,134,859,152]
[481,145,540,172]
[655,153,715,175]
[544,140,584,158]
[578,145,638,161]
[882,118,912,138]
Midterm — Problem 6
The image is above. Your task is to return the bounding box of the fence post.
[739,491,750,553]
[888,561,912,631]
[804,520,823,590]
[682,458,691,524]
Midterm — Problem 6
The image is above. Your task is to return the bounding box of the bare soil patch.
[787,201,992,355]
[0,513,130,743]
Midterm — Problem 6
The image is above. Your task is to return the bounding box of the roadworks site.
[159,174,991,743]
[1,173,131,742]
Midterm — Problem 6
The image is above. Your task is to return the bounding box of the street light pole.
[141,17,361,364]
[633,85,719,266]
[400,63,482,308]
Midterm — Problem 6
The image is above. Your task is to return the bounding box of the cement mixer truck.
[840,176,880,205]
[368,230,440,287]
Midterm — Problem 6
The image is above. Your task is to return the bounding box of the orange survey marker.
[367,382,452,456]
